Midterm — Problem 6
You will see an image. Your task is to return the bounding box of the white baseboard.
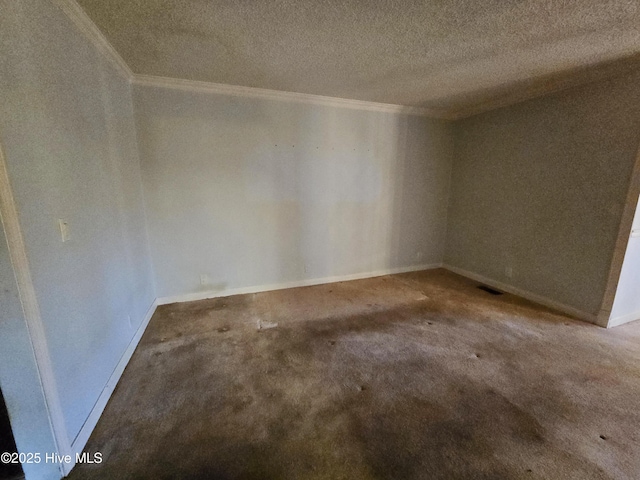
[441,264,599,325]
[62,264,439,475]
[60,261,609,477]
[157,263,443,305]
[607,310,640,328]
[63,298,158,476]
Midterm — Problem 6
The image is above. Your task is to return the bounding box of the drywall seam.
[157,263,443,305]
[442,264,598,325]
[65,299,158,475]
[50,0,133,80]
[132,74,452,118]
[598,139,640,327]
[0,142,69,475]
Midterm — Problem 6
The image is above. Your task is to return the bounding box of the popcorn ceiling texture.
[75,0,640,115]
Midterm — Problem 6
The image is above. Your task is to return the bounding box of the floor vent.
[477,285,503,295]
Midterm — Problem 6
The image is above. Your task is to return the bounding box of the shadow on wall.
[389,115,452,269]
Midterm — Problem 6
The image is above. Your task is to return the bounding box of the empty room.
[3,1,640,479]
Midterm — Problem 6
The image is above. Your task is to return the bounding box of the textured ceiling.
[76,0,640,116]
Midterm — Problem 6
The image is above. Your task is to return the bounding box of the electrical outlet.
[200,274,210,286]
[416,252,424,261]
[127,314,132,329]
[505,266,513,279]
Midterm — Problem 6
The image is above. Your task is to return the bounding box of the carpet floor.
[68,269,640,480]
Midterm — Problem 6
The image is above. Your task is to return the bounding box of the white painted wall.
[610,195,640,327]
[446,70,640,320]
[1,5,638,480]
[133,86,453,301]
[0,0,155,457]
[0,217,61,480]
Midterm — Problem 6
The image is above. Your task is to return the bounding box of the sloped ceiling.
[76,0,640,117]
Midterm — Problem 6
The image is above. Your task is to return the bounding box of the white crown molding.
[50,0,449,118]
[450,54,640,120]
[49,0,640,121]
[133,74,453,119]
[51,0,133,80]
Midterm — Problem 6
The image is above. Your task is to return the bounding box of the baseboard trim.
[607,310,640,328]
[59,261,611,476]
[441,264,600,325]
[64,298,158,475]
[158,263,442,306]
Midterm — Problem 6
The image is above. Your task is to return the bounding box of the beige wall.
[446,70,640,319]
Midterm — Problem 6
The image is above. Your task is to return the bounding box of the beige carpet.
[69,269,640,480]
